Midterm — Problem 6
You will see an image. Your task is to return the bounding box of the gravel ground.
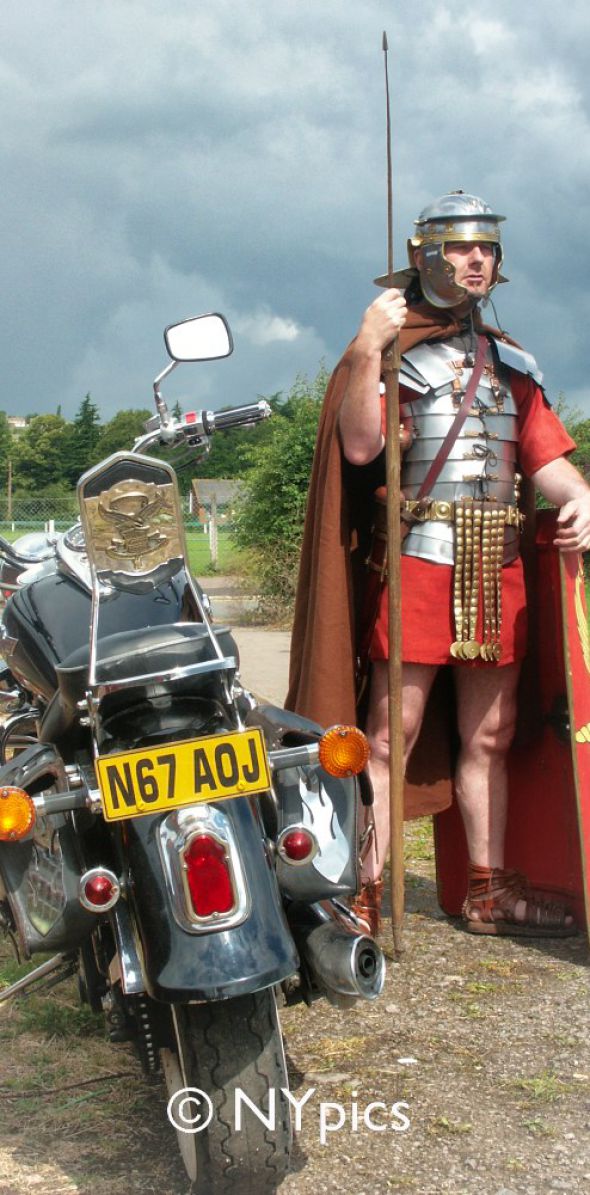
[0,828,588,1195]
[0,624,588,1194]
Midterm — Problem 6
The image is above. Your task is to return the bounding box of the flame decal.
[298,771,349,882]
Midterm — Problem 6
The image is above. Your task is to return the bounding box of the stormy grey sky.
[2,1,589,423]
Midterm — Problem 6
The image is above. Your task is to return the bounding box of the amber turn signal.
[318,726,370,778]
[0,786,36,841]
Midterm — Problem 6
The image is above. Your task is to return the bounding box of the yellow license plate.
[95,728,271,822]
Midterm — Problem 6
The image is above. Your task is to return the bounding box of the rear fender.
[125,794,298,1003]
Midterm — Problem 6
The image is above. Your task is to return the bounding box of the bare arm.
[531,456,590,551]
[338,289,407,465]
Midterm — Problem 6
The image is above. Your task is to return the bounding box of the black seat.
[56,623,239,707]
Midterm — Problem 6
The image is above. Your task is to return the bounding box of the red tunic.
[369,370,576,667]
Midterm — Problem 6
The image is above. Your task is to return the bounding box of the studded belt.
[401,498,524,529]
[366,496,525,664]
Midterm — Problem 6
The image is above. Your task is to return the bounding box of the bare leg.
[361,659,573,932]
[362,660,438,882]
[453,664,520,868]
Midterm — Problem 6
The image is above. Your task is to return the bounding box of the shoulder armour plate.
[494,340,543,386]
[401,342,462,392]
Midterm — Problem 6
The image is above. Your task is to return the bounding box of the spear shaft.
[380,30,405,956]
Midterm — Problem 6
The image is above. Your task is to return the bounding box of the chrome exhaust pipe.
[288,902,385,1007]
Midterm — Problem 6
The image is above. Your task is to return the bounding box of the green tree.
[164,392,283,489]
[92,409,152,462]
[0,411,12,477]
[12,414,74,491]
[195,419,273,480]
[233,368,328,615]
[63,394,102,483]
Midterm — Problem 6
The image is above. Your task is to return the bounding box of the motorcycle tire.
[161,986,291,1194]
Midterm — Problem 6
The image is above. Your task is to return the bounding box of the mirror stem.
[152,360,178,436]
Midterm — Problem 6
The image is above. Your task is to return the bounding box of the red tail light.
[184,833,235,917]
[79,868,120,912]
[277,827,317,864]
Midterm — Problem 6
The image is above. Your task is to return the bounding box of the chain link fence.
[0,496,238,572]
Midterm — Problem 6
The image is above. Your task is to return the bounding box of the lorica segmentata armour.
[399,338,521,566]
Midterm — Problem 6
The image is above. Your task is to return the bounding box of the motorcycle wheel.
[161,986,291,1194]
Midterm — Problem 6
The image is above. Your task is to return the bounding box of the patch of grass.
[0,953,52,987]
[310,1034,369,1065]
[465,980,498,995]
[522,1116,556,1137]
[463,1002,484,1019]
[0,1075,38,1091]
[478,959,518,977]
[506,1157,526,1172]
[549,1032,579,1048]
[12,1096,40,1115]
[404,818,435,864]
[185,528,240,574]
[448,991,486,1019]
[429,1115,472,1135]
[508,1071,572,1103]
[19,998,103,1040]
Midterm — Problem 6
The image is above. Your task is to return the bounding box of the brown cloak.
[285,301,515,729]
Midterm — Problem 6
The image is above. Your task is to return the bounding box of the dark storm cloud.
[1,0,589,423]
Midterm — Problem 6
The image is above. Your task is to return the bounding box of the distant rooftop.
[7,415,27,431]
[191,478,243,507]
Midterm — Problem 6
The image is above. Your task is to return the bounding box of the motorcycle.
[0,312,384,1194]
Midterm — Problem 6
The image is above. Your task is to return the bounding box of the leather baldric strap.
[412,333,489,502]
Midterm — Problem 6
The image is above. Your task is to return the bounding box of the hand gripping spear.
[379,31,405,956]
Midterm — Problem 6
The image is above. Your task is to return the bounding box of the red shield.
[434,510,590,931]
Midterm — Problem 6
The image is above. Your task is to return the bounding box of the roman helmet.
[410,191,507,308]
[375,190,507,307]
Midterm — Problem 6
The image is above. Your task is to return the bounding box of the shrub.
[233,369,328,617]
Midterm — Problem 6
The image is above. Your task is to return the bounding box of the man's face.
[414,240,496,300]
[441,240,495,297]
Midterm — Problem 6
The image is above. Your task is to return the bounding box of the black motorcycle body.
[0,314,383,1194]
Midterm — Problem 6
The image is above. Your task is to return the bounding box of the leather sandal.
[349,879,384,938]
[462,863,577,938]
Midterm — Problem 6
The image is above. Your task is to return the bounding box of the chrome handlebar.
[133,400,271,455]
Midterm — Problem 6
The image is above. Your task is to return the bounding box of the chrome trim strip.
[110,899,146,994]
[33,789,89,816]
[0,625,18,658]
[269,743,320,771]
[87,655,237,701]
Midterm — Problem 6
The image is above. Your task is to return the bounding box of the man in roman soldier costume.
[287,191,590,938]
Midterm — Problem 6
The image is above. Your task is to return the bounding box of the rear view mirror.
[164,314,233,362]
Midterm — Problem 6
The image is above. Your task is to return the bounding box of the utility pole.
[7,458,13,528]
